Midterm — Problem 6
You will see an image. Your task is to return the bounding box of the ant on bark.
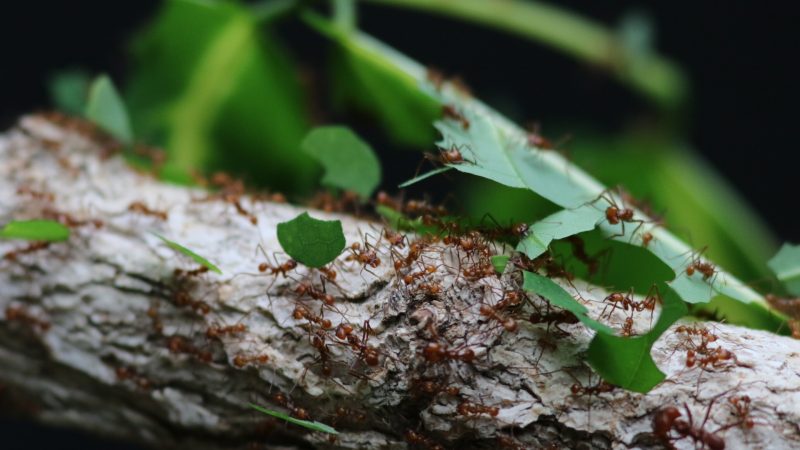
[456,399,500,417]
[4,305,50,332]
[405,429,445,450]
[205,171,258,225]
[3,241,51,261]
[128,201,168,221]
[653,392,734,450]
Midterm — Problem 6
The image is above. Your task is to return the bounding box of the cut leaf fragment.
[0,220,70,242]
[154,233,222,274]
[491,255,510,273]
[768,243,800,296]
[516,205,604,259]
[522,271,614,335]
[249,404,338,434]
[277,212,345,268]
[301,126,381,198]
[85,75,134,145]
[398,166,452,188]
[587,284,687,393]
[49,69,91,115]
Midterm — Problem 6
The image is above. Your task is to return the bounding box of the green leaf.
[568,132,776,284]
[0,220,70,242]
[48,69,91,115]
[154,233,222,274]
[491,255,509,273]
[249,404,338,434]
[522,271,614,335]
[301,126,381,198]
[127,0,315,192]
[587,284,687,393]
[85,75,133,145]
[516,205,604,259]
[277,212,345,268]
[768,243,800,296]
[304,12,440,148]
[398,166,453,188]
[375,205,439,236]
[307,16,777,322]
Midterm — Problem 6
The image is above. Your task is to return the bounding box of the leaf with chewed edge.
[587,283,687,393]
[277,212,346,268]
[522,271,613,335]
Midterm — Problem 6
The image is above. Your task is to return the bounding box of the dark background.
[0,1,797,448]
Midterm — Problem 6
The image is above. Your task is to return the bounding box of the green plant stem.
[360,0,686,110]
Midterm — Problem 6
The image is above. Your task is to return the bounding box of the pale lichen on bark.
[1,115,799,449]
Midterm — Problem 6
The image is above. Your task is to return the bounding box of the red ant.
[421,341,476,364]
[174,266,209,277]
[344,321,380,367]
[403,265,437,285]
[642,231,654,247]
[653,396,729,450]
[207,171,258,225]
[435,145,465,165]
[405,429,445,450]
[416,282,443,298]
[128,201,168,221]
[146,304,164,335]
[206,323,247,339]
[293,305,333,329]
[383,229,406,248]
[346,242,381,268]
[115,366,152,390]
[167,335,212,363]
[411,378,460,398]
[686,259,716,281]
[727,395,755,430]
[233,353,270,368]
[526,122,554,149]
[43,207,103,229]
[442,104,470,129]
[3,241,50,261]
[479,303,518,332]
[295,283,335,306]
[316,266,337,283]
[4,306,50,332]
[570,379,615,397]
[270,392,311,421]
[172,289,210,315]
[257,258,298,278]
[456,400,499,417]
[16,186,54,202]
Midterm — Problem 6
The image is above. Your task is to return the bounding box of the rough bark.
[1,115,799,450]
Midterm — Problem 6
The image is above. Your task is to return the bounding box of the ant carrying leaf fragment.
[249,403,338,434]
[276,212,346,268]
[0,220,70,242]
[153,233,222,274]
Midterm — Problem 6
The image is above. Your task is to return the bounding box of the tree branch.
[1,114,799,449]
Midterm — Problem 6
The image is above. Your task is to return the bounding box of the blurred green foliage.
[126,0,316,192]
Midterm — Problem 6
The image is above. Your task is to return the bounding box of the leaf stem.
[360,0,687,110]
